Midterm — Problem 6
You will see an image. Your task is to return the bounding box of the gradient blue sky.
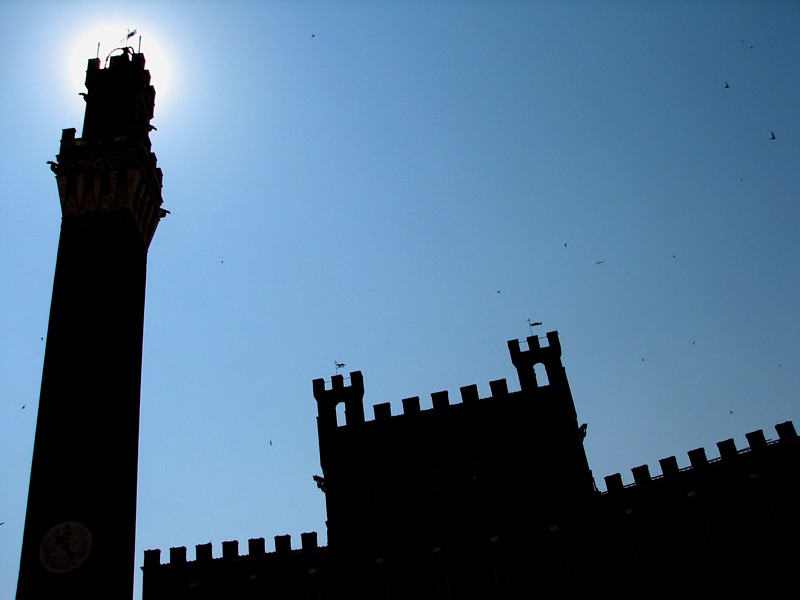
[2,1,798,598]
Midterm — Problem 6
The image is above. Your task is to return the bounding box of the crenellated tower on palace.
[17,48,164,599]
[310,331,596,595]
[314,332,595,560]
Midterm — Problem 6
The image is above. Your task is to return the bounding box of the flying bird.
[770,131,776,140]
[496,289,501,294]
[595,260,605,264]
[724,81,729,88]
[121,29,137,42]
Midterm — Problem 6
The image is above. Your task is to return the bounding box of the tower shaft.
[17,49,164,600]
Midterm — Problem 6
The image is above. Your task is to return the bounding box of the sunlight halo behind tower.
[65,21,178,122]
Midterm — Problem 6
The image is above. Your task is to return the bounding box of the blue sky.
[1,1,798,598]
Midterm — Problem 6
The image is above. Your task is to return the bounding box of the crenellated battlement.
[143,531,323,568]
[314,332,571,432]
[602,420,798,494]
[142,422,797,568]
[54,132,164,248]
[508,331,564,392]
[53,49,165,249]
[313,371,366,431]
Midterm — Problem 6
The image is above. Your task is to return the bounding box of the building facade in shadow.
[142,332,800,598]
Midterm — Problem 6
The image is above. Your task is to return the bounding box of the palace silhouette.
[141,334,799,597]
[19,50,799,600]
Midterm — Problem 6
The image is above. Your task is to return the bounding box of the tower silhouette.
[16,48,164,599]
[310,331,596,596]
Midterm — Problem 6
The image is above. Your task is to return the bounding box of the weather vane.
[527,319,542,334]
[121,29,138,44]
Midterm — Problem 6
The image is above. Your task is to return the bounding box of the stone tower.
[16,48,164,599]
[312,331,596,593]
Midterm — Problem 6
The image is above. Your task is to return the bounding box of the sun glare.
[65,21,178,122]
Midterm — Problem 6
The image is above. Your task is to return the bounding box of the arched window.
[534,363,549,387]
